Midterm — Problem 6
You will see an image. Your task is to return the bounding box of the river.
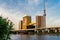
[10,34,60,40]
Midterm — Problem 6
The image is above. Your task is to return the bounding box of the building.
[19,20,23,30]
[36,16,45,28]
[22,15,31,30]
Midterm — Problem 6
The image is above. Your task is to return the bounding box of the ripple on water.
[10,34,60,40]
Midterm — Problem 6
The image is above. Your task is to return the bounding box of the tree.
[0,16,13,40]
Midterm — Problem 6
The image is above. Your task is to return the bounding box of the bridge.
[11,27,60,34]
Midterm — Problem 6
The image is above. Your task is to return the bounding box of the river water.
[10,34,60,40]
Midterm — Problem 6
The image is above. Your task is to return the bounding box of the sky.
[0,0,60,30]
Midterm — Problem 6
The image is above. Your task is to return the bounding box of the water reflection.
[10,34,60,40]
[20,34,38,40]
[36,35,45,40]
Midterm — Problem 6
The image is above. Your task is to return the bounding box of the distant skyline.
[0,0,60,30]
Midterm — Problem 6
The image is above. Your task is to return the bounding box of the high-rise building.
[36,16,45,28]
[22,15,31,29]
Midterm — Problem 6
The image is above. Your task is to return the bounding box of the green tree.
[0,16,13,40]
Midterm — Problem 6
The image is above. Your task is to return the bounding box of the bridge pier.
[36,29,45,34]
[54,29,58,33]
[52,28,58,33]
[45,28,50,33]
[37,30,39,33]
[42,30,44,33]
[36,29,41,34]
[47,29,50,33]
[58,28,60,33]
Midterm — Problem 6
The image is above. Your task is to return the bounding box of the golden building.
[22,15,31,30]
[36,16,45,28]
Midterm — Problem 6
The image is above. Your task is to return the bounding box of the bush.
[0,16,13,40]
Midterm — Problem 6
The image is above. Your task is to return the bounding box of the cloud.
[0,0,60,30]
[46,2,60,27]
[0,5,25,30]
[47,17,60,27]
[28,0,40,5]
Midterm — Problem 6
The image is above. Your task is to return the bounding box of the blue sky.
[0,0,60,30]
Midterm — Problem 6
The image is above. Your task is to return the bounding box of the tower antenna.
[43,0,46,28]
[43,0,46,16]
